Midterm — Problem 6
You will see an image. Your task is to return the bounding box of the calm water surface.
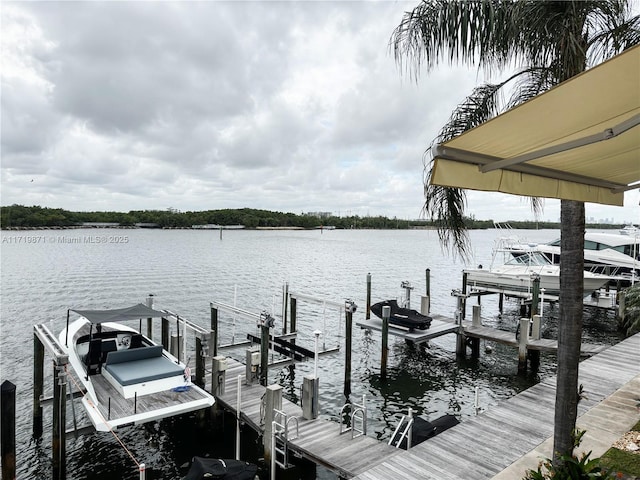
[0,228,623,479]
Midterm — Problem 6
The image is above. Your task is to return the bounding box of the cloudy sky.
[2,1,638,224]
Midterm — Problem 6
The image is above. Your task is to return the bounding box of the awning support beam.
[432,144,627,191]
[479,114,640,174]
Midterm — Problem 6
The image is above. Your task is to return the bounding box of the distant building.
[305,211,333,219]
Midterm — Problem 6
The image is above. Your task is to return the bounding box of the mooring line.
[64,365,142,469]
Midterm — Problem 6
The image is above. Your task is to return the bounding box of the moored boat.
[59,303,215,432]
[465,238,614,298]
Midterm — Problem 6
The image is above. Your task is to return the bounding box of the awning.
[430,45,640,206]
[71,303,166,324]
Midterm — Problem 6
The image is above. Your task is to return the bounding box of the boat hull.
[464,267,610,298]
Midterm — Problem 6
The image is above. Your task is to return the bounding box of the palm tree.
[391,0,639,464]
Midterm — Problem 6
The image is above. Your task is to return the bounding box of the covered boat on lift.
[370,299,432,331]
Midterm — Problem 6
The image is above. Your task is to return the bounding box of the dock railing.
[340,394,367,439]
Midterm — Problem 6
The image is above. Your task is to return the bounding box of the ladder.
[339,394,367,438]
[388,408,414,449]
[271,409,299,472]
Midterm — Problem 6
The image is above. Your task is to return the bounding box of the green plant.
[523,429,613,479]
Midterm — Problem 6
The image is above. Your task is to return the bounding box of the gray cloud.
[1,1,637,223]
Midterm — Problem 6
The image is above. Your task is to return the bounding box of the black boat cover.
[392,414,460,449]
[71,303,167,324]
[183,457,258,480]
[370,300,432,330]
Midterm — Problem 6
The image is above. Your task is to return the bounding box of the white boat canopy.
[70,303,166,324]
[430,45,640,206]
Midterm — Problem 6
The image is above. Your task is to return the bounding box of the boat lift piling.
[344,300,357,399]
[145,294,154,340]
[366,273,372,320]
[32,323,69,480]
[1,380,16,480]
[381,306,390,379]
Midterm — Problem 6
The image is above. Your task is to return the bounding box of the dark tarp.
[370,299,433,330]
[71,303,167,324]
[183,457,258,480]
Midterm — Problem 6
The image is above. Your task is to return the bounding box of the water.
[0,228,623,479]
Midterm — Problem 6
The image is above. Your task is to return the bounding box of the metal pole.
[139,463,146,480]
[236,375,241,460]
[314,330,321,377]
[381,305,390,379]
[270,423,276,480]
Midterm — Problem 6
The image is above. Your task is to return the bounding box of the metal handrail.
[388,408,413,449]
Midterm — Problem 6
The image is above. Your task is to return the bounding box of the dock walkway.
[352,332,640,480]
[215,359,402,478]
[356,315,606,355]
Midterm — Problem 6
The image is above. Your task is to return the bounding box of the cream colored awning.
[430,45,640,206]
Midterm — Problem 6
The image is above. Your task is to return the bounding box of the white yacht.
[465,237,614,298]
[525,232,639,283]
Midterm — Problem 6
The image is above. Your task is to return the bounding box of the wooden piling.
[461,272,468,321]
[282,283,289,335]
[260,324,269,387]
[1,380,16,480]
[195,335,204,388]
[531,278,540,317]
[161,317,170,351]
[499,293,504,314]
[33,332,44,438]
[210,306,218,358]
[425,268,431,313]
[146,294,154,340]
[381,305,390,379]
[470,305,481,358]
[366,273,371,320]
[290,296,297,334]
[344,303,354,398]
[52,364,67,480]
[518,318,529,374]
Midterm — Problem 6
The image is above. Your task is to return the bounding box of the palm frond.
[390,0,522,79]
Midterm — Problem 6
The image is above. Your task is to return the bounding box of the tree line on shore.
[0,204,621,231]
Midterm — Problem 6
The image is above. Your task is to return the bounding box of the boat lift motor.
[212,356,227,396]
[245,348,261,385]
[400,281,414,309]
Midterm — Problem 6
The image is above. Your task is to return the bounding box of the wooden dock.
[356,315,605,355]
[355,314,459,344]
[215,359,403,478]
[352,332,640,480]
